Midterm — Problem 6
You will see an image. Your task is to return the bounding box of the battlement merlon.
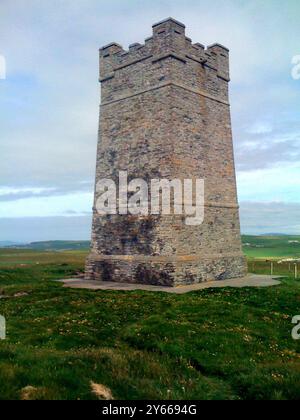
[207,43,230,81]
[99,19,230,82]
[152,17,186,36]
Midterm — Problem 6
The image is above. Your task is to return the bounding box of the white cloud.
[240,201,300,235]
[0,54,6,79]
[0,191,93,218]
[246,122,273,135]
[237,162,300,203]
[0,187,55,196]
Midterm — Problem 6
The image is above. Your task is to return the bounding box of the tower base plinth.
[85,254,247,287]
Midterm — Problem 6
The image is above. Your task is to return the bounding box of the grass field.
[0,247,299,400]
[242,235,300,259]
[6,235,300,260]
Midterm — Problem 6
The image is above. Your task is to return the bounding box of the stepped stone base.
[60,275,282,293]
[85,253,247,287]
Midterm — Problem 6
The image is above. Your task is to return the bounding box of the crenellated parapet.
[99,18,230,104]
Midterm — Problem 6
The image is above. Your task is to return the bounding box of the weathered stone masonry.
[85,18,247,286]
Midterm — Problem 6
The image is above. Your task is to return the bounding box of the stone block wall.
[85,18,247,286]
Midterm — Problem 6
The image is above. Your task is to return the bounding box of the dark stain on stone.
[135,264,174,286]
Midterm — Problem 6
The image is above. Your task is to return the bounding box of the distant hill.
[259,233,289,237]
[4,240,91,251]
[0,241,23,247]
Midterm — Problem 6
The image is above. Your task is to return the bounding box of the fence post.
[271,261,274,276]
[295,264,298,279]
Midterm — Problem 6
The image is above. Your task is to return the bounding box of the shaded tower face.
[85,18,247,286]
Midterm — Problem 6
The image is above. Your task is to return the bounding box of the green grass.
[242,235,300,259]
[0,249,299,400]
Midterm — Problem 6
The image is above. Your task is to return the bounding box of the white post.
[0,315,5,340]
[295,264,298,280]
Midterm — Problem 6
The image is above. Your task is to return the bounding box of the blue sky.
[0,0,300,241]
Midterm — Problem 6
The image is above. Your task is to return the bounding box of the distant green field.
[242,235,300,259]
[12,240,91,251]
[4,236,300,260]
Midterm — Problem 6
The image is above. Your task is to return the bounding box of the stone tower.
[85,18,247,286]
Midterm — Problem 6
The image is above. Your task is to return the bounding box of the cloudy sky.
[0,0,300,242]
